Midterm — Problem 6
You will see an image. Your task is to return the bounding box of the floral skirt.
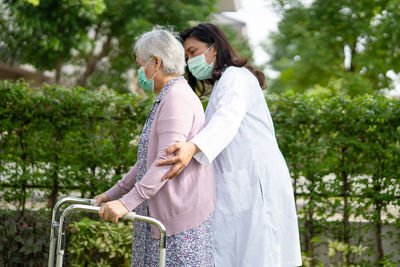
[131,202,215,266]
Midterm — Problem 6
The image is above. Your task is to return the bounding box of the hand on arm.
[157,141,200,181]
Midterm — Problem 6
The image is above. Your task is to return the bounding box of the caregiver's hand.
[157,141,199,181]
[98,200,129,223]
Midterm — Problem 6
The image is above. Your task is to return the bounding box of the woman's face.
[136,55,158,80]
[183,37,216,65]
[136,54,166,94]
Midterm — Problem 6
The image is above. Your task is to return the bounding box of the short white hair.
[134,25,185,76]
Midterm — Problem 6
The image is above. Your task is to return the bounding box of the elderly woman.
[94,26,215,266]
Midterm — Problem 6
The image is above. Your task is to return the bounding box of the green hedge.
[0,209,132,266]
[68,217,132,266]
[0,81,399,265]
[268,92,400,265]
[0,80,154,208]
[0,209,49,266]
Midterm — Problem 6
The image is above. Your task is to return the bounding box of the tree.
[0,0,105,83]
[267,0,400,96]
[79,0,218,92]
[0,0,217,92]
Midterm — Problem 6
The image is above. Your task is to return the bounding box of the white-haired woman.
[94,26,216,266]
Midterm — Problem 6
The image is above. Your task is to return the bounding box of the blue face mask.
[138,58,158,93]
[187,44,215,80]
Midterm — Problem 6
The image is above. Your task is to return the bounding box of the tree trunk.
[17,128,27,218]
[349,43,356,72]
[303,171,316,266]
[90,165,96,198]
[48,134,62,209]
[341,146,351,265]
[48,164,59,209]
[373,150,385,264]
[77,35,112,87]
[344,41,357,72]
[306,204,315,267]
[374,199,383,263]
[55,57,63,84]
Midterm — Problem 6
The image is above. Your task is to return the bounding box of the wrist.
[118,199,130,212]
[189,141,200,154]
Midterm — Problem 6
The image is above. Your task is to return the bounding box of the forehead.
[183,37,209,51]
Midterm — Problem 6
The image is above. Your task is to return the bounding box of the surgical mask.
[138,58,158,93]
[187,44,215,80]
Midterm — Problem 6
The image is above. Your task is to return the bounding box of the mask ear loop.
[144,57,159,80]
[144,57,153,69]
[151,69,158,80]
[151,57,160,79]
[206,43,216,66]
[205,43,214,53]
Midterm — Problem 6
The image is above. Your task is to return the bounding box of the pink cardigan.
[105,79,215,238]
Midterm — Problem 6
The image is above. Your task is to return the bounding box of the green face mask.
[187,44,215,80]
[138,58,158,93]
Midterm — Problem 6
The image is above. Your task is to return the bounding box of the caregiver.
[157,23,302,266]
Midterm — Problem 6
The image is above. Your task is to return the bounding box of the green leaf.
[24,0,40,6]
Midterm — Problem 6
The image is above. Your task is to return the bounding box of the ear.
[211,45,217,57]
[154,56,162,71]
[154,56,161,66]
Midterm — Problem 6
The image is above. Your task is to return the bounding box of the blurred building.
[214,0,246,36]
[218,0,240,11]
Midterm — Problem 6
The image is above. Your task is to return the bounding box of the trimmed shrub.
[0,81,399,265]
[68,217,132,266]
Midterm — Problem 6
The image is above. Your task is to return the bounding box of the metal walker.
[47,197,166,267]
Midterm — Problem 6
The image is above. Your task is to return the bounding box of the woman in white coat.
[158,23,302,266]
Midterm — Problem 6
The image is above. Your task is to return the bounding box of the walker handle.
[55,204,166,267]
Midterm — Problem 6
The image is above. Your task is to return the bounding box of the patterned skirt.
[131,202,215,266]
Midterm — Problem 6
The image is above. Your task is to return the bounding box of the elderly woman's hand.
[98,200,129,223]
[93,193,110,206]
[157,141,200,181]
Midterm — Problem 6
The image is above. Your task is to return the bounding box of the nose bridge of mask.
[188,43,214,66]
[199,43,214,62]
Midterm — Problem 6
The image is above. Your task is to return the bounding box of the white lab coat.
[191,66,302,267]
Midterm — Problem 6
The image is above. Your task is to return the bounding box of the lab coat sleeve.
[119,90,194,211]
[191,68,254,165]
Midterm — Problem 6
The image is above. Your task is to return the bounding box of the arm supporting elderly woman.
[98,88,194,222]
[158,67,252,179]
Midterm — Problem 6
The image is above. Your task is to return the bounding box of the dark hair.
[180,23,266,96]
